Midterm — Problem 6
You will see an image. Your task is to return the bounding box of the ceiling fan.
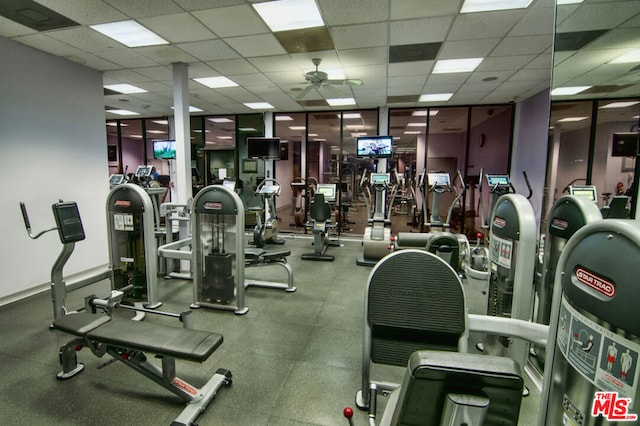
[296,58,363,99]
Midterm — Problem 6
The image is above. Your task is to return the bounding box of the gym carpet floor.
[0,236,540,425]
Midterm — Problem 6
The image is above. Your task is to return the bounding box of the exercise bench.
[52,312,232,426]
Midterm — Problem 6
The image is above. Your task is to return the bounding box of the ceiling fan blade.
[322,84,345,97]
[325,79,363,86]
[296,85,314,99]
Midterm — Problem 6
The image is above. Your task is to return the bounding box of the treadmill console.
[109,174,126,186]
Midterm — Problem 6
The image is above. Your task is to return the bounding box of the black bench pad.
[245,248,290,262]
[53,313,223,363]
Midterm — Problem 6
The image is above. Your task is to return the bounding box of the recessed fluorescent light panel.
[411,110,439,116]
[404,130,421,134]
[253,0,324,32]
[275,115,294,121]
[104,84,147,94]
[419,93,453,102]
[551,86,591,96]
[90,20,168,47]
[433,58,483,73]
[557,116,588,122]
[244,102,275,109]
[107,109,139,116]
[461,0,533,13]
[208,117,234,123]
[611,49,640,64]
[599,101,640,109]
[289,126,306,130]
[152,120,168,125]
[193,76,238,88]
[342,113,362,119]
[407,122,427,127]
[327,98,356,106]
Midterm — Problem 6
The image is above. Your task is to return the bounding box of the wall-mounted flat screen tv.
[356,136,393,158]
[153,140,176,159]
[611,132,638,157]
[247,137,281,159]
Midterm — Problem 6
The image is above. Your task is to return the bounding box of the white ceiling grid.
[0,0,637,118]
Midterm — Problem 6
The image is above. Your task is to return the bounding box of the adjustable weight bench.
[52,312,232,426]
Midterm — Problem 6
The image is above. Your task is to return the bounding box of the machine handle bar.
[19,202,57,240]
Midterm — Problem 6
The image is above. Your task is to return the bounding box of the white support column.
[378,107,389,172]
[172,62,192,205]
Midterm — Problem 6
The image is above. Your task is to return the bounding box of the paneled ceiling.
[2,0,559,119]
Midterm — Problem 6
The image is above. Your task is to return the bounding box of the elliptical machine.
[251,178,285,248]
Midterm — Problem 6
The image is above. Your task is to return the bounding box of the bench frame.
[55,315,231,426]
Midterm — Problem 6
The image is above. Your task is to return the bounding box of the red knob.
[343,406,354,419]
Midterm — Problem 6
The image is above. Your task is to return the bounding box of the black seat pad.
[53,313,223,363]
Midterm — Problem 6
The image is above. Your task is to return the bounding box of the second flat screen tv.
[356,136,393,158]
[247,137,281,159]
[153,140,176,159]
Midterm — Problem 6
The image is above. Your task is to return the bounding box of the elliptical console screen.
[316,184,336,202]
[371,173,390,185]
[135,165,153,177]
[569,185,597,202]
[427,173,450,187]
[486,175,510,186]
[109,174,125,185]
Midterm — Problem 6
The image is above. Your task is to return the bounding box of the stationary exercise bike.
[251,178,285,248]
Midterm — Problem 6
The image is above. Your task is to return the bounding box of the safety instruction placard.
[489,234,513,269]
[558,295,640,407]
[113,213,134,231]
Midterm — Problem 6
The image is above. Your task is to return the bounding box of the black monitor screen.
[611,132,638,157]
[356,136,393,158]
[247,137,281,159]
[153,140,176,159]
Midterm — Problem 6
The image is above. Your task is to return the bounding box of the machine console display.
[371,173,390,186]
[569,185,597,202]
[427,173,451,187]
[316,184,337,202]
[486,175,510,186]
[222,179,236,190]
[135,165,153,178]
[109,174,126,185]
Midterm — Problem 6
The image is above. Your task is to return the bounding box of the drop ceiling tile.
[556,1,640,32]
[0,15,35,37]
[177,39,240,61]
[139,13,216,43]
[231,73,273,87]
[318,0,389,26]
[193,5,269,37]
[426,73,469,87]
[225,34,287,57]
[438,38,502,60]
[388,61,433,77]
[492,35,552,56]
[247,55,299,72]
[11,33,85,57]
[103,68,154,83]
[527,53,552,70]
[507,2,555,37]
[448,10,526,41]
[44,26,121,52]
[66,53,120,71]
[477,55,536,72]
[466,70,515,84]
[97,48,161,68]
[390,16,453,45]
[338,48,388,67]
[135,45,199,65]
[208,58,259,75]
[134,66,175,80]
[509,68,552,82]
[264,70,309,84]
[173,0,244,11]
[330,23,389,49]
[275,27,335,54]
[102,0,183,18]
[586,28,640,51]
[390,0,462,20]
[388,75,426,89]
[35,0,127,25]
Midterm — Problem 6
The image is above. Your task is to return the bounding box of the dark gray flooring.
[0,236,541,425]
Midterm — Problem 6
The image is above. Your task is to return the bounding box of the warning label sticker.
[489,234,513,269]
[114,213,134,231]
[558,295,640,408]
